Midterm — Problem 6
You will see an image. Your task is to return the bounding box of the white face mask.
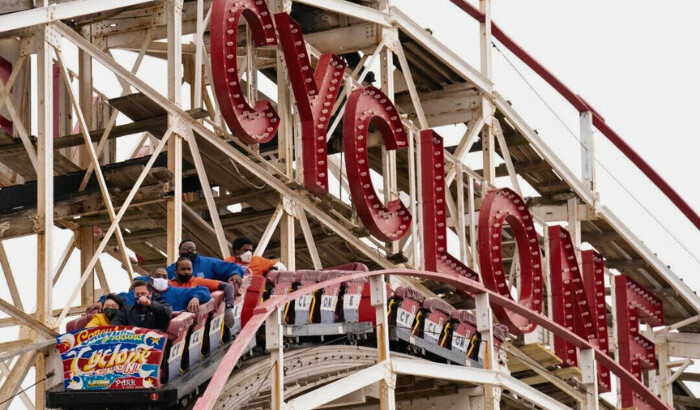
[239,251,252,263]
[152,277,169,292]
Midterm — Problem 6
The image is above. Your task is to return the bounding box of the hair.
[178,239,196,250]
[130,279,151,292]
[150,267,167,277]
[103,293,124,310]
[232,236,253,252]
[176,256,193,269]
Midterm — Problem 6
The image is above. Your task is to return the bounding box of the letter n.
[548,225,610,392]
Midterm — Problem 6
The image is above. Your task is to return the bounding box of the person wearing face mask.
[169,257,238,328]
[224,236,286,277]
[165,239,245,285]
[86,293,124,328]
[111,280,172,331]
[149,267,211,313]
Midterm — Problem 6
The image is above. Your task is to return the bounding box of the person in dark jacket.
[111,280,172,331]
[165,239,244,285]
[149,267,211,312]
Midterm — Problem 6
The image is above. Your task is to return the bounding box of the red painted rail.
[450,0,700,231]
[193,269,670,410]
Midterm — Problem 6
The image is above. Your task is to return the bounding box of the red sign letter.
[615,275,663,409]
[549,225,610,392]
[420,130,478,280]
[210,0,279,144]
[274,13,346,196]
[343,86,410,242]
[478,188,543,335]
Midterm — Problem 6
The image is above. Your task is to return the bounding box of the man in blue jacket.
[165,239,244,285]
[95,269,210,313]
[149,267,211,312]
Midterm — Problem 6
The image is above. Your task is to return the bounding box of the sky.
[1,0,700,407]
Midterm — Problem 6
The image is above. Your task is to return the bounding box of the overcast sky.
[400,0,700,278]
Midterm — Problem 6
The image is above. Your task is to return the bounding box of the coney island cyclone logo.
[56,326,167,390]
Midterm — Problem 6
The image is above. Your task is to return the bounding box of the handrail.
[193,269,670,410]
[449,0,700,231]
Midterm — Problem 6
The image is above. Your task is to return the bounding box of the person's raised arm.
[214,258,244,282]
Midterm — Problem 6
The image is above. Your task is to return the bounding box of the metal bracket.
[20,35,37,56]
[31,213,45,234]
[169,116,190,137]
[43,24,62,50]
[282,197,298,218]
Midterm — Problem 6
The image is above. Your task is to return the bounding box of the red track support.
[193,269,670,410]
[449,0,700,231]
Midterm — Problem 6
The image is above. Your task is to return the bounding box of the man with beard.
[165,239,244,285]
[169,257,237,328]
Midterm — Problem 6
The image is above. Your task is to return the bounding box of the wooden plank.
[518,366,581,386]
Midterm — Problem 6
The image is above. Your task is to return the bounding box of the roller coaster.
[0,0,698,409]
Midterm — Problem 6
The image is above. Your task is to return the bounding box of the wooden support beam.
[0,241,22,310]
[54,48,135,277]
[51,233,76,287]
[605,258,648,270]
[673,395,700,407]
[581,231,621,242]
[0,362,33,410]
[0,339,54,362]
[186,128,230,258]
[0,351,38,410]
[0,299,57,338]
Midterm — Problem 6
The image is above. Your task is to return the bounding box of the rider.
[110,280,172,331]
[224,236,286,276]
[169,257,237,328]
[166,239,244,285]
[149,267,211,313]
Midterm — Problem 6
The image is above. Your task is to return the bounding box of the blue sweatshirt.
[101,285,211,312]
[165,254,244,281]
[155,285,211,311]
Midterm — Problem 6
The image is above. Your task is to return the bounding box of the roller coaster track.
[195,269,670,410]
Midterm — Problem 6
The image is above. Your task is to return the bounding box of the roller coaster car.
[46,285,259,409]
[388,286,494,367]
[46,263,508,409]
[269,264,379,339]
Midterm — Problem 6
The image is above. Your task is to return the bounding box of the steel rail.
[193,269,670,410]
[448,0,700,231]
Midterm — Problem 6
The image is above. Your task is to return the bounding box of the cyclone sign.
[56,326,167,390]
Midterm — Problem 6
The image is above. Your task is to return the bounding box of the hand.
[228,275,242,286]
[88,302,103,313]
[187,298,200,313]
[224,307,236,328]
[137,296,151,307]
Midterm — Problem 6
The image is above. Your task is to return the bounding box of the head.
[150,267,169,292]
[175,257,194,283]
[130,280,152,300]
[179,239,198,261]
[232,236,254,262]
[102,293,123,321]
